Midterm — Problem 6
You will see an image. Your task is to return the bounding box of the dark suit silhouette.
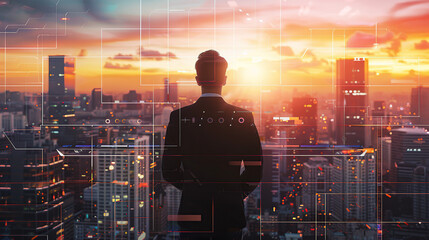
[162,96,263,238]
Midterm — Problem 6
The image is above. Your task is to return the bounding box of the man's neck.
[201,86,222,95]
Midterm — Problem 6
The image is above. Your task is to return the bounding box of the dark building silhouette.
[335,58,369,147]
[0,130,74,239]
[123,90,142,110]
[48,56,75,122]
[372,100,386,117]
[410,86,429,126]
[413,163,429,221]
[261,143,281,214]
[79,94,90,112]
[90,88,113,110]
[164,78,178,103]
[292,97,318,145]
[48,56,76,144]
[75,185,99,239]
[64,155,92,213]
[391,128,429,193]
[0,91,24,111]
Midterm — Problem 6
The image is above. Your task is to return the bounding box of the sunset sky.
[0,0,428,99]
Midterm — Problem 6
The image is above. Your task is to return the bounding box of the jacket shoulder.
[226,104,253,116]
[225,104,255,124]
[169,104,197,118]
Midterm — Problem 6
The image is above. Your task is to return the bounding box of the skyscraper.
[261,143,282,214]
[413,165,429,221]
[90,88,114,110]
[410,86,429,126]
[381,137,392,175]
[0,129,74,239]
[123,90,142,110]
[330,148,376,235]
[164,78,178,103]
[48,56,76,143]
[335,58,369,147]
[391,128,429,193]
[48,56,75,120]
[292,97,318,145]
[95,136,150,240]
[302,157,332,218]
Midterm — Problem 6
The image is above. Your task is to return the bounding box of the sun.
[238,63,265,85]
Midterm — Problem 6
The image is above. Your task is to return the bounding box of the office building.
[0,129,74,239]
[413,165,429,221]
[261,143,282,214]
[335,58,369,147]
[95,135,150,240]
[123,90,142,110]
[292,97,318,145]
[381,137,392,175]
[330,148,376,234]
[391,128,429,193]
[164,78,178,103]
[302,157,332,218]
[48,55,75,123]
[410,86,429,125]
[0,112,27,132]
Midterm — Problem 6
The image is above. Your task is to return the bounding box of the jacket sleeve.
[240,112,263,197]
[162,110,184,190]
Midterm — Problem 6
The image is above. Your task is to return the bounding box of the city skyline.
[1,1,429,239]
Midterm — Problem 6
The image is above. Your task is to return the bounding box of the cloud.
[109,53,137,61]
[356,51,375,56]
[282,58,328,74]
[108,48,178,62]
[281,50,329,74]
[389,0,429,15]
[382,33,407,57]
[78,49,87,57]
[347,31,394,48]
[347,31,407,56]
[299,49,316,58]
[339,6,352,17]
[142,68,164,73]
[104,62,136,70]
[415,40,429,50]
[139,47,177,60]
[382,1,429,34]
[272,46,294,56]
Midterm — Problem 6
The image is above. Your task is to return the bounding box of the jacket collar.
[200,93,222,98]
[195,94,226,105]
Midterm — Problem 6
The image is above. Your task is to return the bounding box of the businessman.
[162,50,263,240]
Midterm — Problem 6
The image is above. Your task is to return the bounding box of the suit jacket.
[162,96,263,232]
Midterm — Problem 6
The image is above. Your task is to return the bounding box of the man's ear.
[223,76,227,86]
[195,76,201,86]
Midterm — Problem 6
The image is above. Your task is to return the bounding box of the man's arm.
[162,110,184,190]
[240,112,263,196]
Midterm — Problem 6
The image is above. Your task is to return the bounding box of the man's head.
[195,50,228,92]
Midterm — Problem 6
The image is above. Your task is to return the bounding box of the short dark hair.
[195,50,228,86]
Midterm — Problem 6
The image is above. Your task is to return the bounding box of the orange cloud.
[138,47,178,60]
[104,62,136,70]
[272,46,294,56]
[415,40,429,50]
[347,31,394,48]
[78,49,88,56]
[382,33,407,57]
